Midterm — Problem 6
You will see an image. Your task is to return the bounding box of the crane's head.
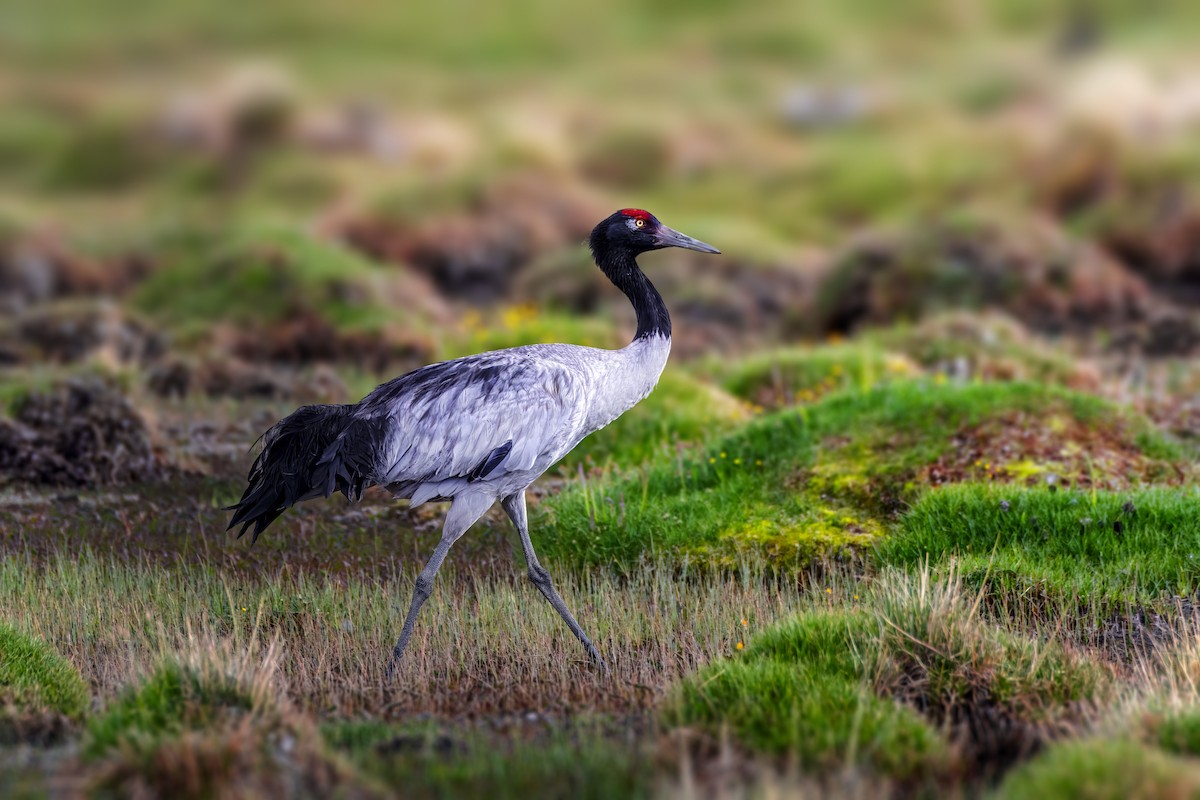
[589,209,720,262]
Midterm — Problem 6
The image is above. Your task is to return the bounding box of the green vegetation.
[671,567,1105,780]
[991,739,1200,800]
[324,719,652,800]
[537,380,1184,570]
[1155,709,1200,758]
[0,550,811,719]
[864,567,1108,726]
[709,341,915,409]
[0,622,88,718]
[436,309,621,361]
[668,609,949,778]
[85,659,268,758]
[863,312,1089,387]
[883,485,1200,604]
[5,0,1200,796]
[131,222,435,343]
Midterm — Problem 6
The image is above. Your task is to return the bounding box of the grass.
[991,738,1200,800]
[79,644,369,799]
[669,564,1107,782]
[864,567,1108,735]
[536,379,1185,570]
[706,341,917,410]
[85,656,271,758]
[0,542,812,796]
[863,311,1093,387]
[323,718,653,800]
[667,609,950,779]
[130,221,437,345]
[0,484,1192,796]
[0,621,88,718]
[1154,710,1200,758]
[0,549,808,718]
[882,484,1200,604]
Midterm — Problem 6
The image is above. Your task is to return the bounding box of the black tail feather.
[226,403,369,542]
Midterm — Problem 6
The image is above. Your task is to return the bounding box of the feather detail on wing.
[334,349,587,501]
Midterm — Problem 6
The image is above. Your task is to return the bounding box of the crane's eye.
[634,218,646,228]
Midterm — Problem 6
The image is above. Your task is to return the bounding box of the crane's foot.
[584,644,610,674]
[384,640,410,682]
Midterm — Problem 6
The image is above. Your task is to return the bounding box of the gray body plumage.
[352,335,670,506]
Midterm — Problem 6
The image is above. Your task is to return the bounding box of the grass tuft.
[991,738,1200,800]
[668,565,1107,780]
[85,644,278,759]
[0,621,88,719]
[866,566,1108,766]
[666,608,951,779]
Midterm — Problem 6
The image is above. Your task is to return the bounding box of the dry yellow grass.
[0,553,816,717]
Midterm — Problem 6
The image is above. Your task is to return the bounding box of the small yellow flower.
[755,459,763,466]
[825,587,832,594]
[741,617,748,627]
[853,595,859,600]
[733,458,742,465]
[720,452,727,459]
[241,607,247,612]
[708,457,716,464]
[736,641,744,650]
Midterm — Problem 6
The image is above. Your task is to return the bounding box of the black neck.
[595,249,671,341]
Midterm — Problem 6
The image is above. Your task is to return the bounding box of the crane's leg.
[501,491,609,672]
[387,491,494,679]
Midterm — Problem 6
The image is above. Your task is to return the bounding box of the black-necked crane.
[227,209,720,674]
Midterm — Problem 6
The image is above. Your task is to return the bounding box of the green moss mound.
[537,380,1182,571]
[710,342,917,410]
[666,610,950,779]
[324,719,651,800]
[0,622,88,718]
[85,661,265,758]
[864,311,1089,387]
[1155,709,1200,758]
[132,222,435,344]
[884,485,1200,603]
[669,570,1106,782]
[991,739,1200,800]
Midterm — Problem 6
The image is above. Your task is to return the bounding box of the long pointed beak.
[656,225,721,254]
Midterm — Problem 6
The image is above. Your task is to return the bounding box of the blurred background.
[1,0,1199,488]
